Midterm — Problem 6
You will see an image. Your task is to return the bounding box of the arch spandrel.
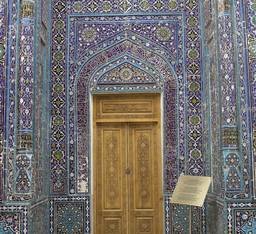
[76,39,178,87]
[75,30,178,64]
[90,57,165,93]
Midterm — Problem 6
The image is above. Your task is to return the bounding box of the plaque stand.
[170,175,212,233]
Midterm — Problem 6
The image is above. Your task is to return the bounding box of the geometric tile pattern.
[49,0,204,231]
[0,205,28,234]
[49,196,90,234]
[228,203,256,234]
[236,0,253,199]
[0,0,7,202]
[75,33,178,193]
[247,0,256,198]
[51,0,206,196]
[3,0,34,202]
[5,0,20,202]
[14,3,34,201]
[205,0,255,232]
[0,0,255,233]
[68,13,185,195]
[218,1,251,200]
[50,0,68,194]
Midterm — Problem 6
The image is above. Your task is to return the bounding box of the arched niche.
[70,39,180,194]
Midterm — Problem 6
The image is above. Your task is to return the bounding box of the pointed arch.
[71,39,179,193]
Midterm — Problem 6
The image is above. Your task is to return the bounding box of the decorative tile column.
[15,0,35,198]
[217,0,245,199]
[1,0,31,214]
[0,0,8,201]
[247,0,256,198]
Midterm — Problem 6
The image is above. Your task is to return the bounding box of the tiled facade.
[0,0,255,233]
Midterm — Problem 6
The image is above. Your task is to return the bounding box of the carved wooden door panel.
[95,123,128,234]
[94,123,162,234]
[128,123,162,234]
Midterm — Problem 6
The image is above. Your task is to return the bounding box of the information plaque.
[170,175,212,207]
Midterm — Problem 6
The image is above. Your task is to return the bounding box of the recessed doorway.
[93,93,163,234]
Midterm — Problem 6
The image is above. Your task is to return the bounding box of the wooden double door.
[93,94,163,234]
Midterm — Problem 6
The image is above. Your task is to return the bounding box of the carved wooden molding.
[94,93,160,122]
